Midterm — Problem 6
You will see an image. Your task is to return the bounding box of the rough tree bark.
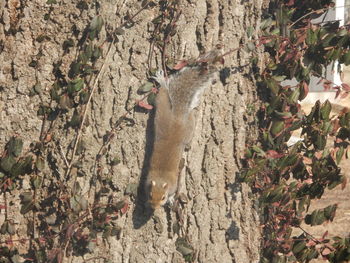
[0,0,263,262]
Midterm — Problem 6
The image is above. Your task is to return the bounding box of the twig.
[289,4,350,29]
[121,1,152,28]
[289,8,327,28]
[298,226,322,244]
[59,144,69,168]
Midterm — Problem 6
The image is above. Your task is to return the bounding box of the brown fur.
[145,49,221,209]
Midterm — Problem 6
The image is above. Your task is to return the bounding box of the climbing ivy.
[241,0,350,262]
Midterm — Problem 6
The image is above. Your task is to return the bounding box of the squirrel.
[145,46,223,209]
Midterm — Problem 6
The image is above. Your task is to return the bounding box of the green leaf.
[247,26,254,38]
[341,50,350,65]
[79,90,90,104]
[76,139,86,155]
[274,111,292,119]
[110,226,121,238]
[337,28,348,36]
[247,42,255,52]
[47,0,57,4]
[125,183,138,197]
[32,176,42,189]
[336,146,344,164]
[20,201,35,214]
[35,156,45,171]
[44,13,50,20]
[78,52,89,64]
[306,248,319,260]
[260,17,273,30]
[59,95,73,110]
[324,204,337,221]
[69,62,81,78]
[137,82,153,93]
[70,110,81,128]
[322,121,333,134]
[314,134,326,150]
[147,92,157,106]
[289,88,300,104]
[84,43,93,59]
[0,154,16,172]
[89,16,104,39]
[32,83,42,95]
[252,145,265,156]
[7,137,23,157]
[71,78,84,92]
[266,78,280,94]
[6,221,15,235]
[70,195,84,213]
[77,1,89,10]
[175,237,194,256]
[92,46,102,61]
[110,156,120,166]
[293,241,306,254]
[306,28,317,45]
[115,27,125,35]
[270,120,284,136]
[63,39,74,50]
[321,100,332,120]
[272,75,286,82]
[0,221,7,234]
[10,155,33,177]
[50,83,61,101]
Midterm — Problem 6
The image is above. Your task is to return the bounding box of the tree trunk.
[0,0,262,262]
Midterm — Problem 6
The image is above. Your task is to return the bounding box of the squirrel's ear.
[151,180,156,186]
[162,183,168,188]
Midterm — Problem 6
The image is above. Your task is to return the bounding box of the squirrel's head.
[148,180,168,209]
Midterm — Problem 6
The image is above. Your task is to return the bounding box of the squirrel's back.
[167,65,216,117]
[146,46,223,209]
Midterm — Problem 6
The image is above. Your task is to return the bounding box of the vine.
[241,0,350,262]
[0,1,157,262]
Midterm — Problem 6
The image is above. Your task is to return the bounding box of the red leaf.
[278,40,289,54]
[314,151,323,159]
[341,83,350,91]
[286,0,295,6]
[138,101,153,110]
[341,176,347,190]
[266,150,284,159]
[302,81,309,97]
[321,230,329,240]
[322,247,332,256]
[306,239,316,247]
[121,201,129,214]
[335,87,341,99]
[323,81,332,91]
[340,91,349,99]
[0,204,6,210]
[65,224,75,239]
[173,60,188,70]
